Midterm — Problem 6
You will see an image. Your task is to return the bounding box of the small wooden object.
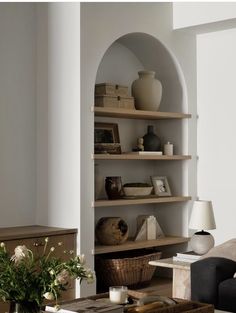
[95,83,129,96]
[95,95,118,108]
[95,95,135,109]
[95,83,116,95]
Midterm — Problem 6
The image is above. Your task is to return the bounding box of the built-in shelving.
[93,107,191,120]
[93,154,191,161]
[94,196,191,207]
[94,236,189,255]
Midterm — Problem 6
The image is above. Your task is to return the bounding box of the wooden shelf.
[94,236,189,254]
[94,196,191,207]
[93,154,191,160]
[93,106,191,120]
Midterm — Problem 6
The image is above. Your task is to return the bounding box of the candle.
[109,286,128,304]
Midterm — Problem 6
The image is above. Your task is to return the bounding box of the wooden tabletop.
[0,225,77,241]
[149,257,191,270]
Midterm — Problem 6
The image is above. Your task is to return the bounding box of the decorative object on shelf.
[151,176,171,196]
[95,83,135,110]
[123,183,153,197]
[0,239,94,313]
[132,137,145,152]
[109,286,128,304]
[131,70,162,111]
[105,176,124,199]
[95,95,135,110]
[95,217,129,245]
[134,215,165,241]
[143,125,161,151]
[164,141,174,156]
[95,122,121,154]
[137,137,144,151]
[95,249,161,288]
[95,83,129,97]
[189,200,216,255]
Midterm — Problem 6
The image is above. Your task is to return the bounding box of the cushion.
[200,238,236,262]
[219,278,236,312]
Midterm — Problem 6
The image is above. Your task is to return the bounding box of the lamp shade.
[189,200,216,230]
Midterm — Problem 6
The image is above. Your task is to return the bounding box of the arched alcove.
[96,32,187,112]
[94,32,189,239]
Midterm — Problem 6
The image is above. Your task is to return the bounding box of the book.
[173,256,197,263]
[176,251,201,260]
[45,299,124,313]
[129,151,163,155]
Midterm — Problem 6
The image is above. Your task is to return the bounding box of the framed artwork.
[94,122,121,154]
[151,176,171,197]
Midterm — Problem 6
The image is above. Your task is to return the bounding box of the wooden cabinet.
[0,225,77,311]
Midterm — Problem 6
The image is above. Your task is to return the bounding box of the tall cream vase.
[132,71,162,111]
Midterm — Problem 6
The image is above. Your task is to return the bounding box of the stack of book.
[173,251,201,263]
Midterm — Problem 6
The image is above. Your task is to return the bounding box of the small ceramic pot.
[105,176,124,199]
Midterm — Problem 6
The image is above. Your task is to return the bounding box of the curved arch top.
[96,32,188,112]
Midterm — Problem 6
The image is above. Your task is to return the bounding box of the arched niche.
[96,32,187,112]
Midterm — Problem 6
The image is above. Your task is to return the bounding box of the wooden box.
[118,96,135,109]
[95,95,135,109]
[95,83,115,95]
[95,95,118,108]
[115,85,129,96]
[95,83,129,96]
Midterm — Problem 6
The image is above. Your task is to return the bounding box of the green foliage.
[0,240,94,306]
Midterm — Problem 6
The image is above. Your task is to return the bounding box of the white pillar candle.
[109,286,128,304]
[164,142,173,156]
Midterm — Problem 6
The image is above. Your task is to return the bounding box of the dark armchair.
[191,257,236,312]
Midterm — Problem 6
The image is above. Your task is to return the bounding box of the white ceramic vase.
[131,70,162,111]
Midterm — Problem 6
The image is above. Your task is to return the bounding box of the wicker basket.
[96,250,161,288]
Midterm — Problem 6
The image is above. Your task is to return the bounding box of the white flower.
[0,242,5,248]
[49,269,55,276]
[11,245,30,263]
[45,237,49,243]
[43,292,55,300]
[86,269,95,284]
[56,269,70,285]
[50,247,55,252]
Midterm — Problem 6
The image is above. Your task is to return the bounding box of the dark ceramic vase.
[143,125,161,151]
[105,176,124,200]
[9,301,41,313]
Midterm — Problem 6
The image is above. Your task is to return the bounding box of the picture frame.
[151,176,171,197]
[94,122,121,154]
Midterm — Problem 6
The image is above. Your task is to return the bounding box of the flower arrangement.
[0,238,94,312]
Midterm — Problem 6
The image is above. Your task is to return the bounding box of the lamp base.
[190,231,215,255]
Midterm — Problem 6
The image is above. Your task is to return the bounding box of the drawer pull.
[33,242,45,247]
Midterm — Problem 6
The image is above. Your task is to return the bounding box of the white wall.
[197,28,236,244]
[173,2,236,29]
[0,3,36,226]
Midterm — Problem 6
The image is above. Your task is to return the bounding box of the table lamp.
[189,200,216,255]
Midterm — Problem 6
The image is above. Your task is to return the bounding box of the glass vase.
[9,301,41,313]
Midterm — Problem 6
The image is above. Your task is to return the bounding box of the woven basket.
[96,250,161,288]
